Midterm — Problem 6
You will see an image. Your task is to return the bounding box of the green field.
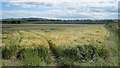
[2,24,118,66]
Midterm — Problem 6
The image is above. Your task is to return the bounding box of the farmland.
[2,24,118,66]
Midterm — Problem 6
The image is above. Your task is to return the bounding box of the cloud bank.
[1,0,119,19]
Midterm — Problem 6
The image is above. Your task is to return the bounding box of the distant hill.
[1,18,46,21]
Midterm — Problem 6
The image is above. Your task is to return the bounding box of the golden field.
[2,24,118,66]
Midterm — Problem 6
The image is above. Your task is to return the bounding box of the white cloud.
[2,0,118,19]
[7,1,118,12]
[2,9,117,19]
[3,0,119,2]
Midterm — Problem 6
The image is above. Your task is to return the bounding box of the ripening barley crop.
[2,24,115,66]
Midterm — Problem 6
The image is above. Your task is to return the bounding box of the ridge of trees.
[1,18,118,24]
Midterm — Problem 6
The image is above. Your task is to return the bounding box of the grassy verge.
[104,22,119,66]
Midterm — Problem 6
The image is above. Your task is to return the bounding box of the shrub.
[105,22,118,34]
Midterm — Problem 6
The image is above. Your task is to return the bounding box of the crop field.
[2,24,118,66]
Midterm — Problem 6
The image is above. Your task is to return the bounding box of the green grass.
[54,43,111,66]
[22,48,49,66]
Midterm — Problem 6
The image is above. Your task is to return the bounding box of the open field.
[2,24,118,66]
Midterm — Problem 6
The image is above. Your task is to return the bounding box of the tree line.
[1,18,117,24]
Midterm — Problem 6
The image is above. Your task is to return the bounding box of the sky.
[1,0,119,20]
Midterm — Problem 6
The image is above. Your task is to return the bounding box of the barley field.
[2,24,118,66]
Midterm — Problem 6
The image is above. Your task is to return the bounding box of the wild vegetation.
[2,24,118,66]
[105,22,119,35]
[105,22,119,66]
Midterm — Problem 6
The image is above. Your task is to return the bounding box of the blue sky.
[1,0,119,20]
